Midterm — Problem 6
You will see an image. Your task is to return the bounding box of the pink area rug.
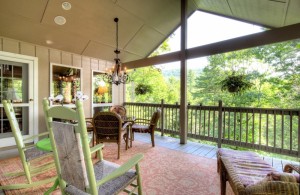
[0,155,56,195]
[103,141,222,195]
[0,141,234,195]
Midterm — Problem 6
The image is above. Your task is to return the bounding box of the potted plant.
[135,83,152,95]
[220,74,252,94]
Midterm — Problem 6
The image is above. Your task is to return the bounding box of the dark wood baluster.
[281,111,284,151]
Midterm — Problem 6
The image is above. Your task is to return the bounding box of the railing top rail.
[124,102,161,107]
[125,102,299,115]
[124,102,179,108]
[222,106,299,112]
[188,105,219,110]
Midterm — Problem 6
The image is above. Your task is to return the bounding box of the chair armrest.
[134,118,150,125]
[96,154,143,187]
[23,132,49,141]
[135,118,150,122]
[90,143,105,154]
[122,121,132,129]
[246,180,299,194]
[284,163,300,174]
[85,118,93,126]
[246,172,299,194]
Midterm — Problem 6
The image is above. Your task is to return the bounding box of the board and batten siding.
[0,36,122,134]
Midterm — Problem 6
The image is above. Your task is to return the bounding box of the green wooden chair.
[43,99,143,195]
[0,100,56,190]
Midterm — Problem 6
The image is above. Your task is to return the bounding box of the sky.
[156,11,264,70]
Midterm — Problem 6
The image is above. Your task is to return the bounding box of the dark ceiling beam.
[124,51,181,69]
[124,22,300,70]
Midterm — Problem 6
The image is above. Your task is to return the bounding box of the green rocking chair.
[0,100,56,190]
[43,99,143,195]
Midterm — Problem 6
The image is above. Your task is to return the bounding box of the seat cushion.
[132,124,150,133]
[24,146,51,161]
[217,148,258,160]
[219,148,277,188]
[64,185,89,195]
[94,160,137,195]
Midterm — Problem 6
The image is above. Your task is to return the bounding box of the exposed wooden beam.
[124,22,300,69]
[124,51,180,69]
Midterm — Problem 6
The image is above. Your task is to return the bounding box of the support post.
[160,99,165,136]
[179,0,188,144]
[298,111,300,158]
[218,100,223,148]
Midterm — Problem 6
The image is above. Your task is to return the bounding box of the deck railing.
[124,100,300,157]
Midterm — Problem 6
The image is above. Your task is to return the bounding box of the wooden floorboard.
[134,133,299,172]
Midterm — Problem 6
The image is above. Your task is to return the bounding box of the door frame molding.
[0,51,38,147]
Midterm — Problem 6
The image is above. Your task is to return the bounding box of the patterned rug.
[0,155,56,195]
[0,141,233,195]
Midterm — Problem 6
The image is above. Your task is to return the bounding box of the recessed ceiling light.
[54,16,66,25]
[46,40,53,45]
[62,2,72,10]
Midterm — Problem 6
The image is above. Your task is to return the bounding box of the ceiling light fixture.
[62,2,72,10]
[54,16,66,25]
[46,40,53,45]
[103,18,129,85]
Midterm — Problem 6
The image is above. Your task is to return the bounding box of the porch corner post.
[218,100,223,148]
[160,99,165,136]
[179,0,188,144]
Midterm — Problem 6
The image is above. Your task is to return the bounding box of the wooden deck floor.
[134,133,298,172]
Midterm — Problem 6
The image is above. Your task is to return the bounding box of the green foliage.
[127,37,300,109]
[220,74,253,94]
[126,39,180,104]
[135,84,152,95]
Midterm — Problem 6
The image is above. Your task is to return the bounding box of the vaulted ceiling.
[0,0,299,64]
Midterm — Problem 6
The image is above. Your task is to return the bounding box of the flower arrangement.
[220,74,252,94]
[135,84,152,95]
[48,94,64,105]
[49,91,88,105]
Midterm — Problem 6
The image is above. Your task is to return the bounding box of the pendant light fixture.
[103,18,129,85]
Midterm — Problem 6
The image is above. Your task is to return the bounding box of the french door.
[0,51,37,147]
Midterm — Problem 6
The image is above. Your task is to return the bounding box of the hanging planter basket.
[135,84,152,95]
[220,74,252,94]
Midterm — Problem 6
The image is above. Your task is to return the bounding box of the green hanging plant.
[220,74,253,94]
[135,83,152,95]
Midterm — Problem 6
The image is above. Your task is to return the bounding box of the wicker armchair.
[131,109,161,147]
[93,112,131,159]
[110,105,126,118]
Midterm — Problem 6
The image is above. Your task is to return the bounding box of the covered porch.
[0,0,300,194]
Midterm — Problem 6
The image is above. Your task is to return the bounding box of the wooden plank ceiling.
[0,0,299,64]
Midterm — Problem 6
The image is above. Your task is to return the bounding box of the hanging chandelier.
[103,18,130,85]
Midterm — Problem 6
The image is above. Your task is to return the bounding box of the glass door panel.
[0,61,29,139]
